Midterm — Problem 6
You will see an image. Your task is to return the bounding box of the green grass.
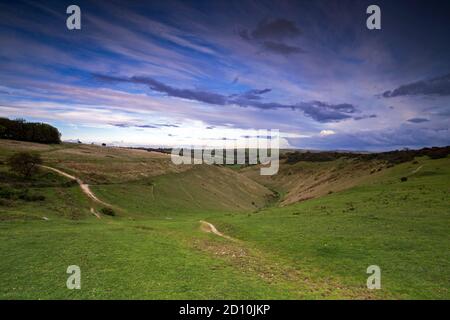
[0,140,449,299]
[0,219,293,299]
[92,165,271,218]
[209,157,450,299]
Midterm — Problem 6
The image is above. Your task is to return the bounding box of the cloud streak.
[383,73,450,98]
[94,74,363,122]
[407,118,429,123]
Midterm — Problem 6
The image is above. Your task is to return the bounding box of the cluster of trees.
[284,146,450,165]
[0,118,61,144]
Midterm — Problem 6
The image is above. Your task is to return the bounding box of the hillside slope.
[212,155,450,299]
[241,157,391,206]
[0,140,273,218]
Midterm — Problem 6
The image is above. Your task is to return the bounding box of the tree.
[7,152,43,178]
[0,117,61,144]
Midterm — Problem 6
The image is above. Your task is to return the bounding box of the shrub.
[0,198,13,207]
[100,207,116,216]
[400,177,408,182]
[0,186,45,202]
[0,187,14,199]
[62,179,78,187]
[7,152,43,178]
[425,147,450,159]
[22,194,45,201]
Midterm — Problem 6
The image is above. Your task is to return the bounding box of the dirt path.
[90,208,101,219]
[199,220,236,241]
[41,165,111,218]
[411,165,423,175]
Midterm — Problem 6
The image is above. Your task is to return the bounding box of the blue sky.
[0,0,449,150]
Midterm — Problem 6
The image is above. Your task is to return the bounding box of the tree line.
[283,146,450,165]
[0,118,61,144]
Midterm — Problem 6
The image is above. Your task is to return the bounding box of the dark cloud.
[354,114,377,121]
[157,123,179,127]
[382,73,450,98]
[95,74,359,123]
[251,18,301,40]
[239,18,304,55]
[109,122,177,129]
[407,118,429,123]
[136,124,158,128]
[110,123,131,128]
[296,101,357,122]
[230,88,271,100]
[95,74,227,105]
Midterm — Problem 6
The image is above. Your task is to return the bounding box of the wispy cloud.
[94,73,365,122]
[382,73,450,98]
[407,118,429,123]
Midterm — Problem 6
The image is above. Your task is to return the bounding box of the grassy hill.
[213,156,450,299]
[240,157,386,206]
[0,139,448,299]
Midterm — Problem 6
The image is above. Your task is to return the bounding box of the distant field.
[0,140,448,299]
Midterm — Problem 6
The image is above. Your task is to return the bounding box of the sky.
[0,0,449,151]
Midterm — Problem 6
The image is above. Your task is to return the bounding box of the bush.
[100,207,116,216]
[0,187,14,199]
[62,179,78,187]
[425,147,450,159]
[0,187,45,202]
[18,192,45,202]
[7,152,43,178]
[400,177,408,182]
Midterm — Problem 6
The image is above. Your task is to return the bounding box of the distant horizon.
[61,137,449,154]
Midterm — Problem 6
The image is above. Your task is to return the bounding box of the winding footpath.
[41,165,111,218]
[42,166,235,237]
[199,220,235,241]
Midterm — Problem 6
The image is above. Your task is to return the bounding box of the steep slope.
[92,164,274,217]
[0,140,274,218]
[240,157,389,206]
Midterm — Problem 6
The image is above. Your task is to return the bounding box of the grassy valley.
[0,139,448,299]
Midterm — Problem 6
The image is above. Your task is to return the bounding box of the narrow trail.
[411,165,423,175]
[90,208,101,219]
[41,165,112,218]
[199,220,236,241]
